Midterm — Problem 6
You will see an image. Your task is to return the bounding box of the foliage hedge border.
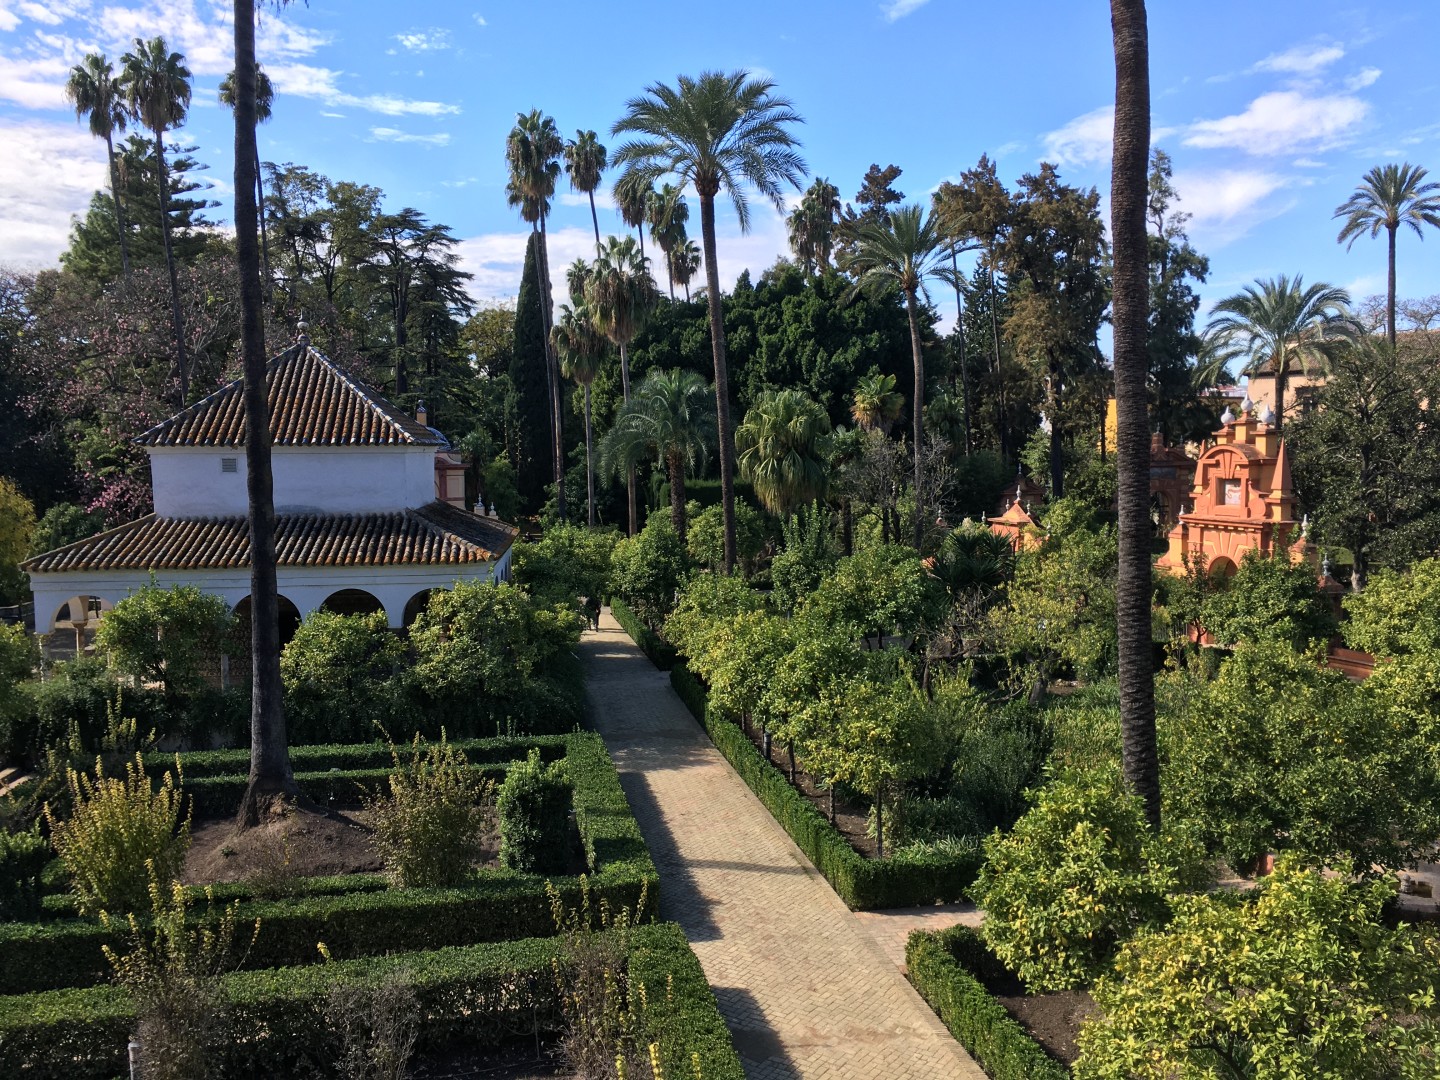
[669,662,981,910]
[905,925,1070,1080]
[0,733,659,995]
[0,922,744,1080]
[610,599,678,670]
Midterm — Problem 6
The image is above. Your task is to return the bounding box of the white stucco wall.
[30,559,508,633]
[149,446,438,517]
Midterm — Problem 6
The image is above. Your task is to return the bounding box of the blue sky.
[2,0,1437,335]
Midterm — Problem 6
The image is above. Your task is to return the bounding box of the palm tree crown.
[1204,275,1357,430]
[119,36,191,135]
[612,169,653,255]
[564,129,607,248]
[506,110,562,227]
[850,372,904,434]
[65,52,132,278]
[1334,163,1440,345]
[788,177,841,277]
[736,389,833,518]
[600,368,717,540]
[218,64,273,120]
[585,235,657,395]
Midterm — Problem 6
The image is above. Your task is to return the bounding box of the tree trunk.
[584,383,595,527]
[255,148,271,301]
[538,217,566,521]
[105,130,131,278]
[233,0,297,828]
[1273,355,1288,434]
[587,190,601,250]
[952,249,972,455]
[874,789,884,858]
[987,266,1008,460]
[1111,0,1161,831]
[906,288,926,551]
[1386,223,1397,349]
[154,131,190,404]
[699,192,737,573]
[393,289,408,394]
[620,341,637,537]
[668,450,687,543]
[1048,357,1065,500]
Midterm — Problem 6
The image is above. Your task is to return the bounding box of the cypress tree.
[510,231,553,512]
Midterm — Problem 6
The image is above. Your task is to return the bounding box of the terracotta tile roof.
[23,502,516,573]
[135,343,445,447]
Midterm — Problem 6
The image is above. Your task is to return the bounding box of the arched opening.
[1208,556,1238,582]
[321,589,386,619]
[232,594,303,647]
[402,590,433,628]
[52,594,111,631]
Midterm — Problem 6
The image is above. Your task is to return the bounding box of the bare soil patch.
[974,963,1097,1065]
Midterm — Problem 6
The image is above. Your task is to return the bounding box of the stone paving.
[581,610,985,1080]
[852,903,983,974]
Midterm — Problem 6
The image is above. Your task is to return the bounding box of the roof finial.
[296,320,310,348]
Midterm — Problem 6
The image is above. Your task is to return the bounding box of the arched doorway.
[232,594,303,647]
[320,589,386,619]
[402,590,433,628]
[1208,556,1238,581]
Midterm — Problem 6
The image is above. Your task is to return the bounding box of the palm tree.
[1334,163,1440,347]
[119,36,192,402]
[231,1,295,825]
[612,170,653,258]
[850,371,904,434]
[671,239,701,302]
[506,110,566,519]
[219,64,275,297]
[564,130,607,250]
[612,70,806,573]
[551,301,607,526]
[838,203,955,549]
[736,389,833,519]
[600,368,717,542]
[787,177,840,278]
[1111,0,1161,831]
[646,183,689,299]
[65,53,133,278]
[586,235,657,534]
[1204,275,1358,432]
[929,523,1015,600]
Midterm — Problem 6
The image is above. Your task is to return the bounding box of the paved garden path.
[581,611,986,1080]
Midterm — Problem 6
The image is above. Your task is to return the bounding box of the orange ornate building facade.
[1156,403,1302,577]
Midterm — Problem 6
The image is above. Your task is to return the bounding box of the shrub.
[324,967,420,1080]
[367,732,492,889]
[907,925,1069,1080]
[1200,548,1337,650]
[974,770,1172,992]
[1075,861,1440,1080]
[93,581,235,704]
[770,502,837,611]
[0,827,49,919]
[608,515,689,629]
[610,598,677,670]
[803,542,939,646]
[512,522,620,612]
[281,610,405,744]
[100,874,256,1080]
[10,657,168,766]
[0,621,36,760]
[498,749,572,875]
[1343,557,1440,657]
[686,499,768,577]
[45,754,190,916]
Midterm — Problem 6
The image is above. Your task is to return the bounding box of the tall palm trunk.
[537,218,566,520]
[987,266,1007,459]
[154,131,190,403]
[104,130,131,278]
[951,248,971,455]
[620,341,637,536]
[667,449,687,542]
[905,287,925,551]
[255,148,271,300]
[583,383,595,527]
[587,191,601,250]
[699,190,737,572]
[1272,352,1288,434]
[1386,223,1397,348]
[233,0,296,827]
[1111,0,1160,831]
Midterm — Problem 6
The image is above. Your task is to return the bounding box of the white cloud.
[441,177,479,188]
[0,52,71,108]
[1252,42,1344,76]
[1043,105,1113,167]
[882,0,930,21]
[17,1,64,26]
[1184,91,1369,156]
[394,28,450,52]
[1345,67,1382,91]
[267,63,459,116]
[1292,157,1326,168]
[559,191,615,211]
[0,118,107,267]
[1171,168,1292,247]
[0,6,20,32]
[472,13,487,26]
[369,126,450,147]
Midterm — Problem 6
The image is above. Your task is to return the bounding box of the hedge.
[670,662,982,910]
[0,734,658,994]
[0,923,741,1080]
[610,598,677,670]
[145,736,569,780]
[906,925,1069,1080]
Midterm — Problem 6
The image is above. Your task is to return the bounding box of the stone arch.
[1208,556,1238,581]
[52,594,111,630]
[232,594,303,646]
[320,588,386,619]
[402,589,433,627]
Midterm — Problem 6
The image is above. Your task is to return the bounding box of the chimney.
[1151,432,1164,454]
[416,399,428,427]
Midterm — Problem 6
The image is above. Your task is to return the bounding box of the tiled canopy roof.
[135,343,444,447]
[23,502,515,573]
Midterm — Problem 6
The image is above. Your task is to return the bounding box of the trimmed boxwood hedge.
[670,663,982,910]
[145,736,569,781]
[0,923,742,1080]
[610,599,677,670]
[906,925,1070,1080]
[0,734,659,994]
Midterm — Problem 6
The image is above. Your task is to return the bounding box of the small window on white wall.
[221,457,238,473]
